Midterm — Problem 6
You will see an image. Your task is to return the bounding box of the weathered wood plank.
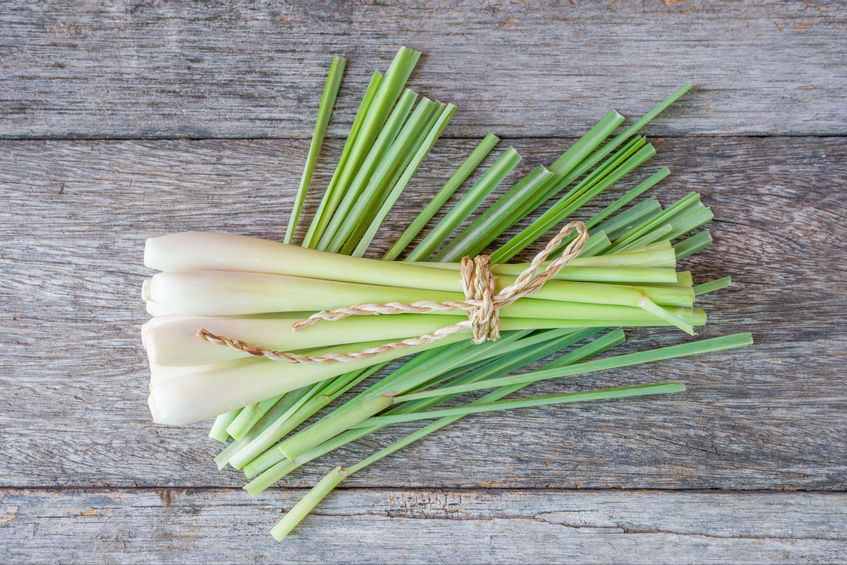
[1,488,845,563]
[0,136,845,490]
[1,0,845,138]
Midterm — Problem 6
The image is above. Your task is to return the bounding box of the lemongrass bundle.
[139,47,750,541]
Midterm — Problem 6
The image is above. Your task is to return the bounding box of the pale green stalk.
[285,55,346,244]
[208,409,240,442]
[227,393,284,440]
[694,277,731,296]
[383,134,500,260]
[675,231,713,259]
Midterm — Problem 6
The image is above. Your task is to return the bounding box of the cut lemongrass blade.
[302,70,383,248]
[245,457,299,495]
[394,333,753,402]
[285,55,345,245]
[326,96,439,252]
[226,393,285,441]
[353,103,457,256]
[436,165,555,261]
[607,192,700,253]
[549,110,626,175]
[675,231,713,259]
[664,206,715,242]
[694,276,732,296]
[578,231,612,257]
[588,169,670,231]
[306,47,421,246]
[209,409,240,443]
[405,146,522,261]
[383,134,500,261]
[637,296,694,335]
[594,197,663,242]
[358,383,687,428]
[492,142,657,263]
[271,466,347,541]
[317,89,419,250]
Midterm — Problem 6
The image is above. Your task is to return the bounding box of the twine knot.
[199,221,588,364]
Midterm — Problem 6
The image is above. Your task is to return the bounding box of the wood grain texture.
[1,0,845,139]
[1,136,844,490]
[1,488,845,563]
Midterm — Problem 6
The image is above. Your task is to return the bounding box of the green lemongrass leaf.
[674,231,713,259]
[607,192,700,253]
[435,165,555,261]
[285,55,346,244]
[352,103,457,256]
[405,147,522,261]
[226,393,285,441]
[208,409,240,443]
[302,70,383,248]
[383,134,500,261]
[593,197,662,242]
[694,277,732,296]
[358,383,686,428]
[395,333,753,402]
[317,89,420,249]
[305,47,421,246]
[664,206,715,242]
[328,97,441,252]
[271,466,348,541]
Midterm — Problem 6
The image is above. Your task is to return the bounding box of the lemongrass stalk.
[694,277,731,296]
[362,383,687,428]
[395,333,753,402]
[228,364,384,471]
[664,206,715,242]
[208,409,240,442]
[322,95,437,250]
[244,329,608,496]
[270,466,348,541]
[302,70,383,248]
[315,89,419,249]
[606,192,700,252]
[435,165,555,261]
[226,394,285,441]
[285,55,346,244]
[593,197,662,242]
[405,147,522,261]
[304,47,421,245]
[492,142,656,263]
[675,231,712,259]
[383,134,500,260]
[148,333,470,425]
[352,103,457,256]
[264,328,626,532]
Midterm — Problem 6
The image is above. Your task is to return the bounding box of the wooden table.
[1,2,845,562]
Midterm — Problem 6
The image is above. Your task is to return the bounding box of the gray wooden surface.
[1,1,846,563]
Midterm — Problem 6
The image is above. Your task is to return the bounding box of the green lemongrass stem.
[304,47,420,246]
[360,383,687,428]
[148,333,471,425]
[606,192,701,252]
[143,268,695,318]
[395,333,753,402]
[342,102,450,252]
[593,198,663,242]
[471,110,626,239]
[675,231,713,259]
[270,466,348,541]
[694,277,732,296]
[550,168,670,254]
[383,134,500,261]
[352,104,457,256]
[208,409,240,442]
[246,328,618,491]
[228,364,385,470]
[302,70,383,248]
[214,386,317,468]
[285,55,346,244]
[323,95,437,251]
[492,142,656,263]
[315,89,419,249]
[435,165,555,261]
[227,393,284,440]
[404,147,522,261]
[664,207,715,242]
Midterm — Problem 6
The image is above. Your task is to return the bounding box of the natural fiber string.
[198,221,588,364]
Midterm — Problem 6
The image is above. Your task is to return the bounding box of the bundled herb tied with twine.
[140,47,752,540]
